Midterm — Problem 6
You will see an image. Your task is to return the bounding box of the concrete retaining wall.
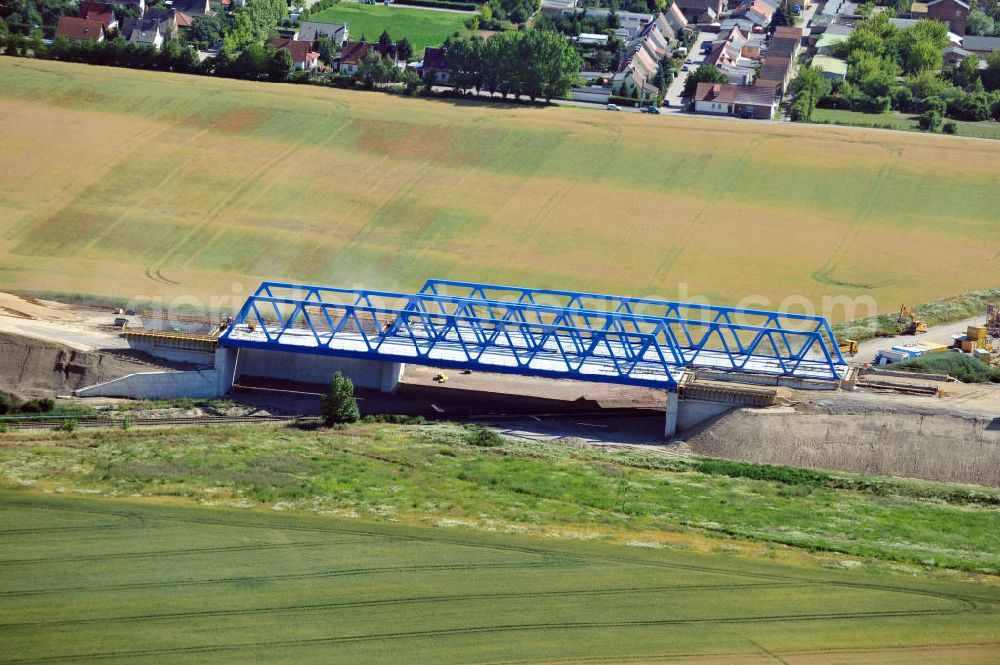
[677,399,734,432]
[75,369,220,399]
[126,338,216,366]
[231,348,403,393]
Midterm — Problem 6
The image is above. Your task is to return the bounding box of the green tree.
[357,49,392,87]
[790,64,831,121]
[266,45,292,81]
[314,36,334,65]
[965,8,995,36]
[377,29,392,53]
[225,0,285,52]
[189,15,224,48]
[320,372,360,425]
[983,51,1000,92]
[903,38,942,74]
[949,54,982,91]
[527,29,580,101]
[401,69,422,94]
[683,64,729,98]
[396,37,413,62]
[448,36,485,91]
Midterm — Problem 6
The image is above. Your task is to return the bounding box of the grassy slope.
[2,491,998,664]
[1,422,998,574]
[0,60,999,319]
[811,108,1000,141]
[307,3,471,55]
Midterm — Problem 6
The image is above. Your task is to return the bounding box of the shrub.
[695,459,830,486]
[18,398,55,414]
[320,372,360,425]
[0,395,11,415]
[918,109,941,131]
[464,425,505,447]
[942,121,957,134]
[361,414,428,424]
[896,353,999,383]
[59,419,77,433]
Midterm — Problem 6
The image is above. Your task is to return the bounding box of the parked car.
[606,103,621,111]
[792,3,802,13]
[681,65,690,72]
[642,105,661,114]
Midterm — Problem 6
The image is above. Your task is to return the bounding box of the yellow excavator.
[897,305,927,335]
[838,339,858,356]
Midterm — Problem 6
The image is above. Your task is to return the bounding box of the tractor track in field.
[0,581,814,629]
[0,560,572,598]
[0,537,385,565]
[4,607,986,664]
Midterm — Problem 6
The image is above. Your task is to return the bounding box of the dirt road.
[0,292,132,351]
[852,315,987,364]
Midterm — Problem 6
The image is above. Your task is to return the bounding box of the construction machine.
[988,304,1000,338]
[897,305,927,335]
[838,339,858,356]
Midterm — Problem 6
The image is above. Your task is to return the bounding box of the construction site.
[2,282,998,487]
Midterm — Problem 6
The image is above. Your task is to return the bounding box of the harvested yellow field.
[1,58,998,317]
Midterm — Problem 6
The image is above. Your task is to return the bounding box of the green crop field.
[2,418,1000,665]
[309,3,471,55]
[1,59,999,319]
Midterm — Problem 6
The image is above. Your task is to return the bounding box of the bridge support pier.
[664,389,679,439]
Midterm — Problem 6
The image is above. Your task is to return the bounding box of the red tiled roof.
[79,2,115,28]
[695,82,737,103]
[741,45,761,58]
[55,16,105,40]
[272,37,319,63]
[175,11,194,27]
[772,26,802,38]
[339,40,372,65]
[423,46,448,70]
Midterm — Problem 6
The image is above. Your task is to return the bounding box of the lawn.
[811,107,1000,140]
[309,2,471,55]
[0,59,999,322]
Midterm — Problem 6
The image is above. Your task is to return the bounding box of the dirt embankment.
[0,332,160,399]
[675,402,1000,487]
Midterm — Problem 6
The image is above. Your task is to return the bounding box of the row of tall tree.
[445,30,581,101]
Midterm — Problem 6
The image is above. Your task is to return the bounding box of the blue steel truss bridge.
[218,279,850,390]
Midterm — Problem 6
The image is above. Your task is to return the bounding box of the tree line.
[445,30,581,101]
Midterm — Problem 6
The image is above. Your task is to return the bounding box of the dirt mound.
[0,332,162,398]
[676,404,1000,487]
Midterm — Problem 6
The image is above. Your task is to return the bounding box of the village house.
[172,0,214,17]
[420,46,450,83]
[297,22,349,48]
[78,2,118,31]
[674,0,726,23]
[271,38,321,71]
[924,0,968,35]
[54,16,107,42]
[693,81,777,118]
[337,40,372,75]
